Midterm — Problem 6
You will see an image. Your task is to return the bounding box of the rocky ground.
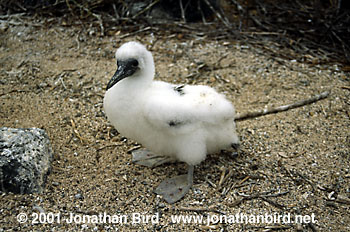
[1,18,349,231]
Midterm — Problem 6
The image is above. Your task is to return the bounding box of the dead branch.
[132,0,160,19]
[0,89,28,97]
[202,0,231,29]
[230,190,288,209]
[119,26,152,39]
[70,118,88,144]
[235,91,330,121]
[259,196,285,209]
[179,0,186,23]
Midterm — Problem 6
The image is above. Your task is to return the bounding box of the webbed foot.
[154,165,194,204]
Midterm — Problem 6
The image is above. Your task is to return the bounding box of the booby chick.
[104,41,239,203]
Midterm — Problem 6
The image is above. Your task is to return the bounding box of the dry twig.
[70,118,88,144]
[230,190,289,208]
[0,89,28,97]
[235,91,330,121]
[202,0,231,29]
[132,0,160,19]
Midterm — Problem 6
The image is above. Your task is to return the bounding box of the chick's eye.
[130,59,138,67]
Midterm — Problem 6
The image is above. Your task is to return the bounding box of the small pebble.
[52,181,60,186]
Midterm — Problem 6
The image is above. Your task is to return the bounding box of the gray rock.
[0,127,53,194]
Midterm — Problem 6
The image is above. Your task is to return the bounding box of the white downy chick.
[104,41,239,203]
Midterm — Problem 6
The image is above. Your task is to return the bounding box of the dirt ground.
[1,19,349,231]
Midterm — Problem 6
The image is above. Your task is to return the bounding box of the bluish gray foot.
[132,149,176,168]
[154,165,194,204]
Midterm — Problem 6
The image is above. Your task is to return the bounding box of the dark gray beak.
[106,58,139,90]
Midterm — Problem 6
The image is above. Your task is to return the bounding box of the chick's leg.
[132,149,176,168]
